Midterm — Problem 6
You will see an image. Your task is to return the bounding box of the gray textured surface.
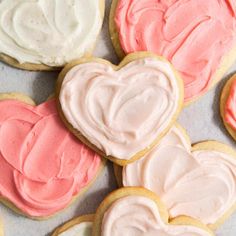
[0,0,235,235]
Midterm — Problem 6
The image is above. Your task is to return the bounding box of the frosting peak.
[0,99,101,217]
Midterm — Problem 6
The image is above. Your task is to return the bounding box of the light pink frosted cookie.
[119,124,236,230]
[57,52,183,166]
[93,187,214,236]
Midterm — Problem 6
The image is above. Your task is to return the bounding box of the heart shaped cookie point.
[0,95,103,218]
[0,0,104,69]
[111,0,236,103]
[122,124,236,229]
[58,52,183,165]
[93,187,214,236]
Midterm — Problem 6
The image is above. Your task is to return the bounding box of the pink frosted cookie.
[0,93,104,219]
[110,0,236,104]
[221,74,236,141]
[115,123,236,230]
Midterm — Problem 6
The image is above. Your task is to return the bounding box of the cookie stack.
[0,0,236,236]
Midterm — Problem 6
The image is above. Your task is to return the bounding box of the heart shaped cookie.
[0,93,104,219]
[52,214,94,236]
[93,187,214,236]
[0,0,104,70]
[119,124,236,229]
[57,52,183,166]
[220,74,236,141]
[110,0,236,104]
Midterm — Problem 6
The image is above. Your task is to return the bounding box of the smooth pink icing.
[0,99,101,217]
[115,0,236,102]
[225,80,236,130]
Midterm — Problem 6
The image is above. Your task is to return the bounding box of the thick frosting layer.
[115,0,236,102]
[225,80,236,130]
[59,222,92,236]
[0,0,103,66]
[59,57,180,160]
[123,126,236,225]
[101,195,212,236]
[0,99,101,217]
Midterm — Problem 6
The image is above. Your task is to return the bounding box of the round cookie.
[0,93,105,219]
[220,74,236,141]
[0,0,105,70]
[93,187,214,236]
[52,214,94,236]
[110,0,236,104]
[114,123,236,230]
[57,52,184,166]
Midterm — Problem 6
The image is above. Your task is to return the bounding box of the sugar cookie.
[0,0,104,70]
[110,0,236,104]
[0,93,105,219]
[57,52,183,166]
[115,123,236,230]
[220,74,236,141]
[93,187,214,236]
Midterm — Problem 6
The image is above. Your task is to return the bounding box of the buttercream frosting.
[225,80,236,130]
[59,57,181,160]
[123,126,236,225]
[59,222,92,236]
[101,195,212,236]
[0,0,103,66]
[114,0,236,102]
[0,99,101,217]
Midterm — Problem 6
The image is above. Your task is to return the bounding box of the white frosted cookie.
[0,0,104,70]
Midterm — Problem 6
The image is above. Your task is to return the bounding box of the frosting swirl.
[114,0,236,102]
[0,0,103,66]
[0,99,101,217]
[101,195,212,236]
[59,57,181,160]
[225,80,236,130]
[123,126,236,225]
